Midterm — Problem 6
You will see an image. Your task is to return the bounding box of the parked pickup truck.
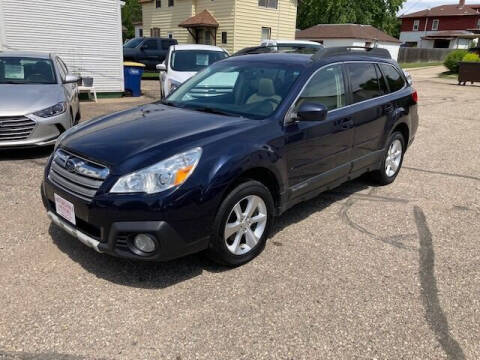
[123,37,178,70]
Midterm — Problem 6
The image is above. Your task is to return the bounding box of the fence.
[398,48,454,63]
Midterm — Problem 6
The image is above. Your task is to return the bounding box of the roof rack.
[312,46,391,61]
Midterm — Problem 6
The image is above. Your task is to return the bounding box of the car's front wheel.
[208,180,274,266]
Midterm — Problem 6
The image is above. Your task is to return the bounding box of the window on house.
[156,0,161,8]
[261,27,271,41]
[222,32,227,44]
[413,20,420,31]
[168,33,173,39]
[432,19,439,31]
[168,0,174,6]
[477,18,480,28]
[139,29,143,37]
[258,0,278,9]
[150,28,161,37]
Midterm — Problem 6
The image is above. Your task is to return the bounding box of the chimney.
[459,0,465,7]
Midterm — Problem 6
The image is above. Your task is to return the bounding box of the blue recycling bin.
[123,62,145,97]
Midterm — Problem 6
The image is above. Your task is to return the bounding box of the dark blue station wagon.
[42,47,418,266]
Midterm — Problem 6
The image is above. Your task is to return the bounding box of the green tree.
[122,0,142,40]
[297,0,405,38]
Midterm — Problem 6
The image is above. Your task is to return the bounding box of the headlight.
[110,147,202,194]
[34,102,67,118]
[168,79,181,93]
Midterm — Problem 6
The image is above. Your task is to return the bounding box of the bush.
[444,50,469,73]
[462,52,480,62]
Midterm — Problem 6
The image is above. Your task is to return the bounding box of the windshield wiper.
[161,99,178,107]
[187,106,242,118]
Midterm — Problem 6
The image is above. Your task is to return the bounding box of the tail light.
[412,90,418,104]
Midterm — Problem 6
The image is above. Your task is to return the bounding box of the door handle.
[341,118,354,129]
[384,103,394,113]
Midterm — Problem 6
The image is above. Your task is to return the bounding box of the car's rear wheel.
[371,131,405,185]
[207,180,274,266]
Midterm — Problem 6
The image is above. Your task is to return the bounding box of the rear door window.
[144,39,159,50]
[347,63,384,103]
[379,64,406,93]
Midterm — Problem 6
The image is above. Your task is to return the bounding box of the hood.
[170,71,197,84]
[0,84,64,116]
[61,103,255,173]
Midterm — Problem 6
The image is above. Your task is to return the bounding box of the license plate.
[54,193,76,225]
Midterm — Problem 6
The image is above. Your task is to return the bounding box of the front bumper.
[42,178,211,262]
[0,112,71,148]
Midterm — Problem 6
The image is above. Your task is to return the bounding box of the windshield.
[0,57,57,85]
[124,38,143,48]
[166,61,303,119]
[171,50,228,72]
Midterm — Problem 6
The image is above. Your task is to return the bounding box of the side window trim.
[284,60,407,125]
[375,63,389,95]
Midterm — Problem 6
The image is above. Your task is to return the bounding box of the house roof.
[399,4,480,18]
[179,9,219,28]
[295,24,401,44]
[422,30,480,39]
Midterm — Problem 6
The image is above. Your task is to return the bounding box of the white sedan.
[156,44,228,98]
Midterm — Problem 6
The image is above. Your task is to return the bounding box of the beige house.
[139,0,298,53]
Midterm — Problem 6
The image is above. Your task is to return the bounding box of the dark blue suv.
[42,47,418,266]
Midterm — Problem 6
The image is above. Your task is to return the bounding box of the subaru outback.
[42,47,418,266]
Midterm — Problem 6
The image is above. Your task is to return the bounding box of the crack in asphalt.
[414,206,465,360]
[404,166,480,182]
[338,187,417,251]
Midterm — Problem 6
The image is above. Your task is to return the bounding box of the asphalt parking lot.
[1,68,479,360]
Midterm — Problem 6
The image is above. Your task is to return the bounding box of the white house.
[296,24,402,60]
[0,0,125,93]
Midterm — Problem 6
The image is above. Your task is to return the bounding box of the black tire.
[207,180,274,267]
[74,108,81,125]
[371,131,405,185]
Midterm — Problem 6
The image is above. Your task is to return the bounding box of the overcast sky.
[399,0,479,15]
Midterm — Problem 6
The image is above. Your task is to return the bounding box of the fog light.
[133,234,156,253]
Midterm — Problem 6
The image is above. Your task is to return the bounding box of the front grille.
[0,116,36,141]
[48,149,109,202]
[115,234,130,252]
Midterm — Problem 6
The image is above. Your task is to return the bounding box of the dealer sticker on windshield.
[54,193,76,225]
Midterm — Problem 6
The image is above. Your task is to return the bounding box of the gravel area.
[0,68,479,359]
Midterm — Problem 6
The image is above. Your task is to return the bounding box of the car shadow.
[0,145,53,162]
[49,177,371,289]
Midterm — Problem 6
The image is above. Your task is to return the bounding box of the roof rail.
[312,46,391,61]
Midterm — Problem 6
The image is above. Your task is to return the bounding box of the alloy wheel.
[385,139,403,177]
[224,195,268,255]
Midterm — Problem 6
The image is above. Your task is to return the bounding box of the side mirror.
[296,102,328,122]
[64,74,80,84]
[156,63,166,71]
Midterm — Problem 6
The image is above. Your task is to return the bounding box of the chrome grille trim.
[0,116,36,141]
[48,149,109,202]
